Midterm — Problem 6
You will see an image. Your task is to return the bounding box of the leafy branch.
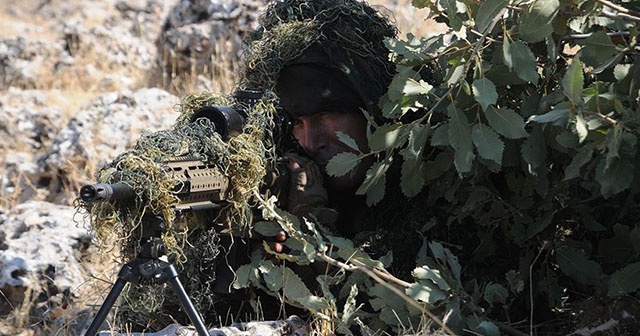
[315,252,457,335]
[418,7,509,126]
[250,191,460,334]
[243,1,640,335]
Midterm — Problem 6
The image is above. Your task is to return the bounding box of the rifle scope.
[189,89,268,140]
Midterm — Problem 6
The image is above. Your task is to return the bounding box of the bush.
[320,0,640,334]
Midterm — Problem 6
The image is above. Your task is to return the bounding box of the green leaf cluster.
[237,0,640,334]
[326,0,640,332]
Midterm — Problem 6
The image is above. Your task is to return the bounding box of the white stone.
[0,201,88,290]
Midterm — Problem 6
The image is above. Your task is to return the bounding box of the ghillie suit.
[239,0,397,116]
[79,92,282,330]
[81,0,404,332]
[238,0,401,237]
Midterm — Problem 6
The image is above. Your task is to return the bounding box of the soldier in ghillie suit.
[240,0,400,233]
[95,0,640,334]
[239,0,431,325]
[240,0,433,281]
[112,0,438,332]
[230,0,440,322]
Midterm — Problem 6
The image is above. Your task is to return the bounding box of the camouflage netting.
[239,0,397,107]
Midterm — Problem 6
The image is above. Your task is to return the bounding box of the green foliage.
[556,245,603,286]
[562,57,585,106]
[471,122,504,165]
[503,39,539,83]
[239,0,640,334]
[519,0,560,43]
[448,104,475,174]
[303,0,640,333]
[475,0,509,33]
[484,106,528,139]
[472,78,498,112]
[400,124,430,197]
[609,262,640,296]
[326,152,361,177]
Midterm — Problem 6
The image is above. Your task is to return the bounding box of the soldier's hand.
[284,151,328,215]
[284,151,338,230]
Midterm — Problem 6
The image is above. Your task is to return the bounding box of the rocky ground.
[1,1,266,334]
[0,1,436,335]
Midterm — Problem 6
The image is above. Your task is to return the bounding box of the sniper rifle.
[81,90,291,336]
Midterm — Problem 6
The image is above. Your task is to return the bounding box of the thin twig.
[600,9,640,23]
[350,259,412,289]
[468,28,501,43]
[560,31,630,41]
[595,0,640,16]
[583,110,618,126]
[529,241,548,336]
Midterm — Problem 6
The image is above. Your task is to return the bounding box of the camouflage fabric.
[239,0,397,116]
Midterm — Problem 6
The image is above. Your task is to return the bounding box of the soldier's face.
[291,110,370,193]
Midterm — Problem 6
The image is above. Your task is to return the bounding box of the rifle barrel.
[80,183,135,203]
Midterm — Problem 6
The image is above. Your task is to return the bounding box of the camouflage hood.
[239,0,397,116]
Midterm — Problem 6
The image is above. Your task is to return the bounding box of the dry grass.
[0,243,120,336]
[0,1,444,335]
[0,1,117,40]
[150,36,242,97]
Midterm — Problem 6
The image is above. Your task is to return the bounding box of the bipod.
[84,216,209,336]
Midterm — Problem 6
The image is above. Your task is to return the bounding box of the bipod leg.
[84,231,208,335]
[84,276,127,336]
[164,264,209,336]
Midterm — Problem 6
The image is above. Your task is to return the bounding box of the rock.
[42,88,180,204]
[0,88,69,205]
[40,87,180,177]
[95,315,310,336]
[0,0,178,91]
[0,37,66,89]
[0,87,67,152]
[0,87,180,205]
[0,200,88,310]
[156,0,268,92]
